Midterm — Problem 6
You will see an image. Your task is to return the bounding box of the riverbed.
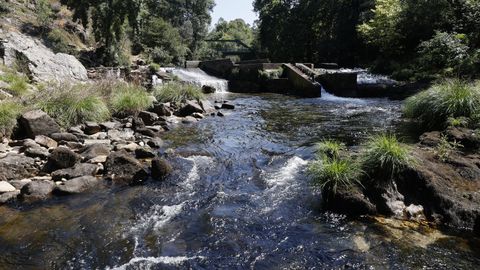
[0,92,478,269]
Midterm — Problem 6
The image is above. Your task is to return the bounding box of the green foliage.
[149,63,161,73]
[110,84,152,115]
[435,135,463,162]
[314,140,344,160]
[308,157,363,194]
[404,80,480,129]
[0,69,29,96]
[153,82,204,103]
[142,17,188,65]
[417,32,470,75]
[35,84,110,127]
[447,117,470,128]
[46,28,77,55]
[36,0,54,29]
[0,101,23,136]
[362,134,413,182]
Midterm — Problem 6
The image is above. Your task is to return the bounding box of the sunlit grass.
[0,100,24,136]
[153,82,204,103]
[109,84,153,115]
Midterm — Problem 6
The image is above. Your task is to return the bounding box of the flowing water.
[0,90,479,269]
[171,68,229,93]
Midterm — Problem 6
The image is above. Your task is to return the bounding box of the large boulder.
[54,176,100,195]
[20,180,55,202]
[51,163,99,181]
[50,132,79,142]
[104,150,148,185]
[396,149,480,231]
[18,110,61,138]
[0,32,88,82]
[0,153,38,181]
[45,147,81,172]
[138,111,159,126]
[151,103,172,116]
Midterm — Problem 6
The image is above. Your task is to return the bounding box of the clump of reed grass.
[361,134,413,182]
[109,83,153,115]
[0,100,24,136]
[404,79,480,129]
[153,82,204,103]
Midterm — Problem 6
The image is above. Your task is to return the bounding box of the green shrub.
[0,70,29,96]
[404,80,480,129]
[36,84,110,127]
[153,82,204,103]
[36,0,53,29]
[149,63,161,73]
[447,117,469,128]
[417,32,470,74]
[308,157,363,194]
[315,140,344,160]
[362,134,413,182]
[0,101,23,136]
[110,84,152,115]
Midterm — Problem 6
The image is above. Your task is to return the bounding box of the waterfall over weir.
[171,68,229,93]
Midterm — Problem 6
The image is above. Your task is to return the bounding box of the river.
[0,90,478,269]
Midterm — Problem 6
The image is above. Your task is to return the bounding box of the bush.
[308,157,363,194]
[0,70,29,96]
[0,101,23,136]
[35,84,110,127]
[149,63,161,73]
[362,134,413,182]
[404,80,480,129]
[435,135,463,162]
[109,84,152,115]
[153,82,204,103]
[315,140,344,160]
[417,32,470,74]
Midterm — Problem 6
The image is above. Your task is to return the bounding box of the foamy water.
[172,68,228,93]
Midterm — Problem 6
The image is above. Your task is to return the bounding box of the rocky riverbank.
[0,98,235,204]
[325,127,480,236]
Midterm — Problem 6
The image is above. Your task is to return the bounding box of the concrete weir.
[283,64,322,97]
[196,59,361,98]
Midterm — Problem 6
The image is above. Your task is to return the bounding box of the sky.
[211,0,257,27]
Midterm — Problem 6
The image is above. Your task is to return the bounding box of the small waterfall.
[171,68,228,93]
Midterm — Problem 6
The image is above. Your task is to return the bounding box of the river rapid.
[0,91,479,269]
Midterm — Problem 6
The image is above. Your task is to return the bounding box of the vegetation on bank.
[154,82,204,103]
[309,135,413,195]
[35,84,110,127]
[0,101,24,136]
[110,84,153,115]
[404,80,480,129]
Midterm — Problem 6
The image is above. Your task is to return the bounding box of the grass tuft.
[0,70,29,96]
[109,84,153,115]
[35,84,110,127]
[315,139,344,159]
[0,101,24,136]
[362,134,413,182]
[404,80,480,129]
[308,157,363,194]
[153,82,204,103]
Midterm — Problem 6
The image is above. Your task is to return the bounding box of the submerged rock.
[104,150,148,185]
[151,158,173,181]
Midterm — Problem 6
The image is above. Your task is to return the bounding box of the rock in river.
[20,181,55,202]
[0,153,38,181]
[151,158,173,181]
[45,147,81,172]
[51,163,99,181]
[54,176,100,195]
[104,150,148,185]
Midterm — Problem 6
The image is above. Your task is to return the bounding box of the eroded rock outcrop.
[0,32,88,82]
